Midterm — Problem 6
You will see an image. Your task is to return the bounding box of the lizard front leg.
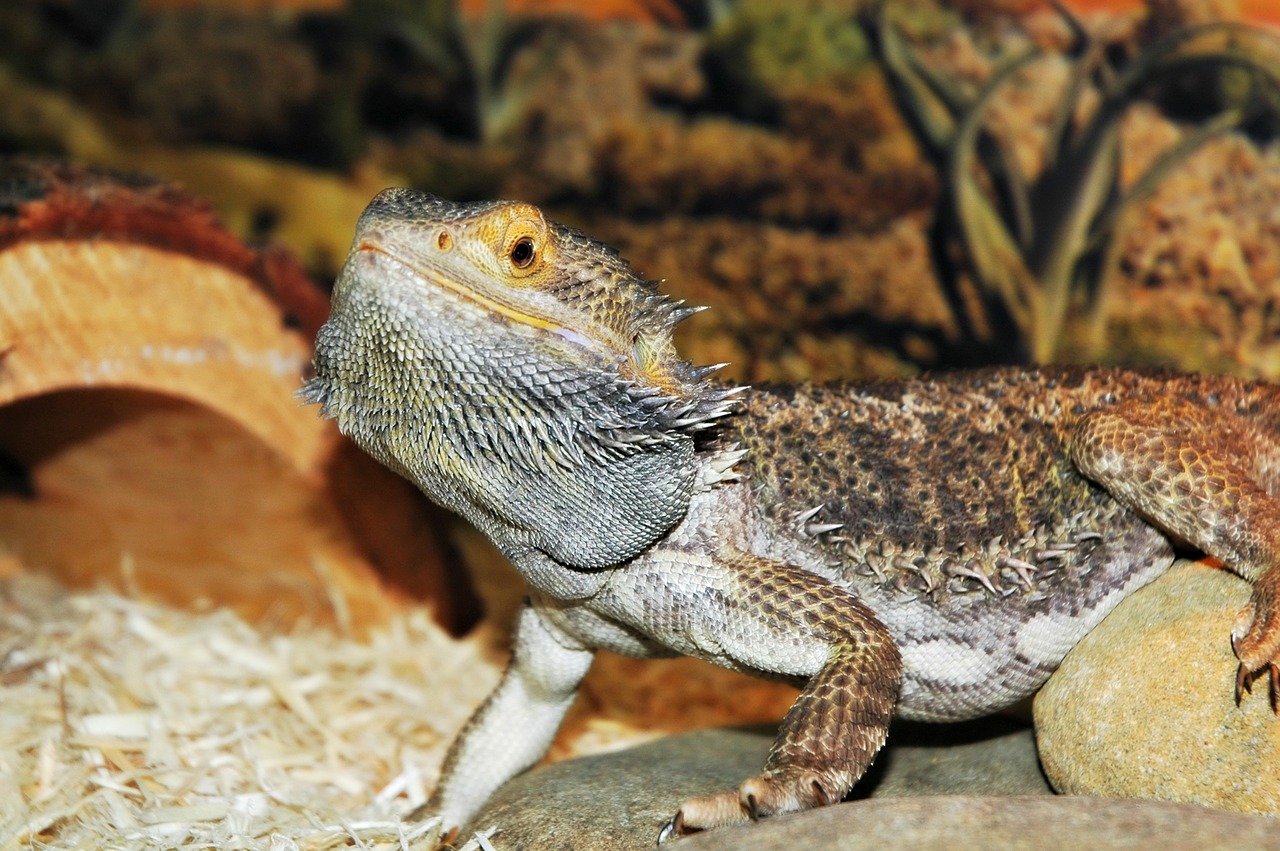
[631,551,902,841]
[1072,396,1280,705]
[423,600,594,841]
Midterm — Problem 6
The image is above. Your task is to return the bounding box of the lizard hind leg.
[1070,395,1280,707]
[657,555,902,841]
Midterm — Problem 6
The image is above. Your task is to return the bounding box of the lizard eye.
[510,236,536,269]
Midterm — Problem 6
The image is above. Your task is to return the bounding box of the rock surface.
[462,719,1275,849]
[864,716,1049,798]
[677,796,1279,851]
[464,728,764,851]
[1035,560,1280,814]
[464,717,1049,849]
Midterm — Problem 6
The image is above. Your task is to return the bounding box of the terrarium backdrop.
[3,0,1280,847]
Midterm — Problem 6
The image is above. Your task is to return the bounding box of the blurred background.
[7,0,1280,384]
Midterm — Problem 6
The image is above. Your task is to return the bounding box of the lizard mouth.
[355,240,601,352]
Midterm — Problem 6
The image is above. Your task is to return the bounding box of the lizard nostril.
[437,229,453,251]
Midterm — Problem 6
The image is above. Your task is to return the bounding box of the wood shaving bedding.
[0,570,501,849]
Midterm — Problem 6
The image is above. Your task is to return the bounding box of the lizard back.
[726,365,1280,719]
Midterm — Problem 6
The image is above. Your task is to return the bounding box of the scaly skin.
[302,189,1280,842]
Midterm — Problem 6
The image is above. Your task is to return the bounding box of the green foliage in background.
[348,0,560,145]
[704,0,878,119]
[868,0,1280,364]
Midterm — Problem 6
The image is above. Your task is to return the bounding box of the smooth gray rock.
[678,796,1280,851]
[463,728,766,851]
[463,717,1048,850]
[861,716,1049,798]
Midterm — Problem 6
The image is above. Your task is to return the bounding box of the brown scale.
[726,367,1280,605]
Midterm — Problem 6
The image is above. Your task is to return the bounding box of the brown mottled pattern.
[718,366,1280,722]
[731,368,1280,602]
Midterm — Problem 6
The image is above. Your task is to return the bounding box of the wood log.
[0,159,477,633]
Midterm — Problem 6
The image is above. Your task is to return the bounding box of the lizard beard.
[304,254,704,571]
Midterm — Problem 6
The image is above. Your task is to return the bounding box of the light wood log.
[0,159,476,633]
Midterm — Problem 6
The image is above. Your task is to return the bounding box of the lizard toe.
[659,790,744,840]
[738,768,838,818]
[1231,580,1280,712]
[655,762,844,834]
[659,766,842,842]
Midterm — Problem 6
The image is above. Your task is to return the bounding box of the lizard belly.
[861,519,1174,721]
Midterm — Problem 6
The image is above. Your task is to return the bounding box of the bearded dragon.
[302,189,1280,843]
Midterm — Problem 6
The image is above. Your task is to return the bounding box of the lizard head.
[303,189,738,573]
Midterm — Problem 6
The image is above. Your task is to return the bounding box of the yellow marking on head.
[360,238,570,337]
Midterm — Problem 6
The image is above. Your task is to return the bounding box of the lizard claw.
[812,779,833,807]
[403,803,457,850]
[1231,578,1280,713]
[656,811,683,845]
[1234,661,1280,712]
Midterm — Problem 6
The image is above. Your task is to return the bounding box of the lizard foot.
[435,827,460,851]
[656,768,838,843]
[403,803,458,850]
[1232,572,1280,711]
